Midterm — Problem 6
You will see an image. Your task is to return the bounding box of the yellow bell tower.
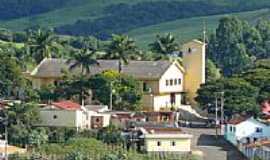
[182,39,206,105]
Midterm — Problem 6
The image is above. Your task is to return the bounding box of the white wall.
[153,94,171,111]
[39,109,87,129]
[145,138,191,152]
[152,93,182,111]
[159,63,184,94]
[88,111,111,128]
[236,118,270,141]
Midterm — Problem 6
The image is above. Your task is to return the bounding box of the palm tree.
[105,34,137,72]
[67,48,99,75]
[149,33,180,56]
[66,48,99,105]
[26,28,61,64]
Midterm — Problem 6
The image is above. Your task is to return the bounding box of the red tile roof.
[52,101,81,110]
[227,116,250,125]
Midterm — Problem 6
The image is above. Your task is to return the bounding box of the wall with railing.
[239,143,270,160]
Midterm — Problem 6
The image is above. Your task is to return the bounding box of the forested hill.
[55,0,270,39]
[0,0,72,20]
[1,0,270,42]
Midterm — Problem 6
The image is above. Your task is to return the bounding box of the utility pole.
[110,81,113,111]
[1,112,8,160]
[5,118,8,160]
[215,93,218,138]
[220,92,224,125]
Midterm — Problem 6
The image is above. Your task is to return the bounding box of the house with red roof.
[38,100,110,130]
[39,100,87,130]
[224,117,270,145]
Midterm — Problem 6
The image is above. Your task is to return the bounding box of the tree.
[65,45,99,104]
[28,128,48,148]
[1,103,41,147]
[257,84,270,104]
[67,48,99,75]
[101,153,127,160]
[206,59,221,82]
[89,70,142,111]
[0,47,23,97]
[208,17,254,76]
[55,75,92,104]
[241,59,270,103]
[242,23,264,58]
[256,19,270,58]
[38,84,58,103]
[65,150,85,160]
[223,43,252,76]
[26,28,62,63]
[149,33,179,56]
[0,46,38,101]
[97,124,124,145]
[196,78,259,116]
[104,34,137,72]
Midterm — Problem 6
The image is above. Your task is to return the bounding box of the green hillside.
[0,0,183,30]
[1,0,270,48]
[127,9,270,48]
[1,0,270,30]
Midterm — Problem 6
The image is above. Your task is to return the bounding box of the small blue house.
[224,117,270,145]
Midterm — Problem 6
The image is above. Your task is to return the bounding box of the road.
[182,127,248,160]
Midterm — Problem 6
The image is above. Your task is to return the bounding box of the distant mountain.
[0,0,270,46]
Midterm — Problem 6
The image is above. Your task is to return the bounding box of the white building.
[224,117,270,145]
[39,101,110,130]
[139,127,193,153]
[84,105,111,129]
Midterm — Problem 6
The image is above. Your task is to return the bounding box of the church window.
[174,79,177,85]
[166,80,169,86]
[170,79,173,86]
[178,79,182,85]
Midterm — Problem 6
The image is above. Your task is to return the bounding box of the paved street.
[182,127,248,160]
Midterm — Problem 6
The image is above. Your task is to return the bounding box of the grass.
[0,40,24,49]
[15,137,197,160]
[127,9,270,49]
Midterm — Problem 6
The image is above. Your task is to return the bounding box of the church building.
[26,39,206,111]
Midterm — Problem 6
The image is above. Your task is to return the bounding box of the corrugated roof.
[31,58,177,80]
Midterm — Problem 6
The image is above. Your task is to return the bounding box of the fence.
[239,143,270,160]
